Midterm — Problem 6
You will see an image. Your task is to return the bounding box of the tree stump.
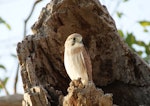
[17,0,150,106]
[63,79,113,106]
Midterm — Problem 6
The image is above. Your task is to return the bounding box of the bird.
[64,33,92,85]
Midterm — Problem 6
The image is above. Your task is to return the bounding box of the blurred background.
[0,0,150,96]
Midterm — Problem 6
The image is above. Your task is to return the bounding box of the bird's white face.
[65,33,83,49]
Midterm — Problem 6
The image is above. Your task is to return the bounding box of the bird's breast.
[64,47,88,81]
[70,47,83,55]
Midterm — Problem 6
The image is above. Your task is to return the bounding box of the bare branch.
[14,64,19,94]
[24,0,42,37]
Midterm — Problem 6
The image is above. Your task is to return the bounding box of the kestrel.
[64,33,92,85]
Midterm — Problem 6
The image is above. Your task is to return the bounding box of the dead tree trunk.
[17,0,150,106]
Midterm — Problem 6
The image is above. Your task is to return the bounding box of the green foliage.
[114,0,150,63]
[123,0,129,2]
[118,30,124,37]
[0,17,11,30]
[138,20,150,32]
[125,33,135,47]
[127,34,150,56]
[0,17,10,93]
[139,20,150,27]
[0,64,6,71]
[118,30,150,60]
[117,12,123,18]
[0,77,9,89]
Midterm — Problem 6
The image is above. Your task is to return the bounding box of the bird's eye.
[73,37,76,41]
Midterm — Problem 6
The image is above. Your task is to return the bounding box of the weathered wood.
[17,0,150,106]
[63,79,114,106]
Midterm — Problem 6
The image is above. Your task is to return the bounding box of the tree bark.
[63,79,113,106]
[17,0,150,106]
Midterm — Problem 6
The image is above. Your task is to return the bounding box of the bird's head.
[65,33,83,49]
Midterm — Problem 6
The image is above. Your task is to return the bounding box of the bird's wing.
[80,47,92,81]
